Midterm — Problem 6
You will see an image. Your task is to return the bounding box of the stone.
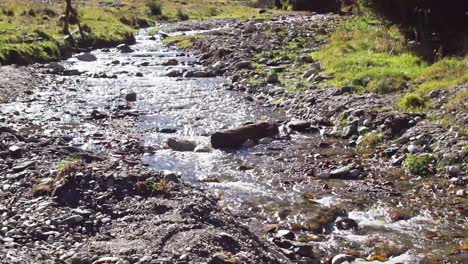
[267,73,279,84]
[63,215,84,224]
[93,257,121,264]
[335,218,358,230]
[116,44,133,53]
[332,254,356,264]
[125,92,137,102]
[166,70,182,77]
[287,120,311,132]
[447,165,461,176]
[209,253,231,264]
[258,137,273,144]
[11,161,35,172]
[162,59,178,66]
[211,123,279,149]
[330,166,352,179]
[194,145,211,153]
[166,138,196,152]
[77,53,97,62]
[241,139,256,148]
[244,22,257,33]
[342,124,357,138]
[8,146,23,159]
[234,60,252,70]
[276,230,295,240]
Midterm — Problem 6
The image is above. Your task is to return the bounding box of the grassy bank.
[312,17,467,96]
[0,0,274,65]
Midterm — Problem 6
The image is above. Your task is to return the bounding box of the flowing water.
[3,27,466,262]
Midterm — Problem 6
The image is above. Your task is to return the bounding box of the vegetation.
[398,93,427,111]
[0,0,276,65]
[360,131,383,147]
[57,156,82,177]
[163,35,202,49]
[403,154,434,176]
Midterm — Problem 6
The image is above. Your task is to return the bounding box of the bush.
[403,154,434,176]
[283,0,341,13]
[146,0,163,16]
[398,93,427,111]
[176,9,189,21]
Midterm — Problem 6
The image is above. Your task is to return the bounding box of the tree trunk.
[63,0,72,35]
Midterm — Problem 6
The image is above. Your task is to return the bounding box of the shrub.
[398,93,427,111]
[176,9,189,21]
[146,0,163,16]
[403,154,434,176]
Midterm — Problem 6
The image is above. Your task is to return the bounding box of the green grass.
[313,17,467,95]
[360,131,383,147]
[57,156,82,177]
[403,154,434,176]
[163,35,202,48]
[398,93,427,111]
[0,0,277,65]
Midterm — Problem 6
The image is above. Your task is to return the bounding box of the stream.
[3,26,466,263]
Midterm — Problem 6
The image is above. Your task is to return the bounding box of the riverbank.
[0,0,276,65]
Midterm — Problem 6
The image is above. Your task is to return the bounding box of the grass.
[398,93,427,111]
[313,17,467,95]
[0,0,277,65]
[163,35,202,48]
[403,154,434,176]
[360,131,383,147]
[57,156,82,177]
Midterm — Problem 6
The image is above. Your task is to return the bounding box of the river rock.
[330,166,352,179]
[194,145,211,153]
[234,60,252,70]
[335,217,358,230]
[125,92,137,102]
[258,137,273,144]
[8,145,23,159]
[342,123,358,138]
[446,165,460,176]
[117,44,133,53]
[77,53,97,62]
[162,59,178,66]
[287,120,311,132]
[211,122,279,149]
[267,73,279,84]
[332,254,355,264]
[167,138,196,152]
[166,70,182,77]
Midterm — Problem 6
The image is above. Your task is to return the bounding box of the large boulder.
[211,123,279,149]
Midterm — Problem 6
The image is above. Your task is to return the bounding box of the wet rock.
[77,53,97,62]
[211,122,279,149]
[158,128,177,134]
[90,110,108,120]
[332,254,355,264]
[241,139,256,148]
[8,145,23,159]
[258,137,273,144]
[267,73,279,84]
[387,208,413,222]
[166,70,182,77]
[125,92,137,102]
[335,218,358,230]
[117,44,133,53]
[162,59,178,66]
[194,145,211,153]
[292,242,314,257]
[276,230,295,240]
[166,138,196,152]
